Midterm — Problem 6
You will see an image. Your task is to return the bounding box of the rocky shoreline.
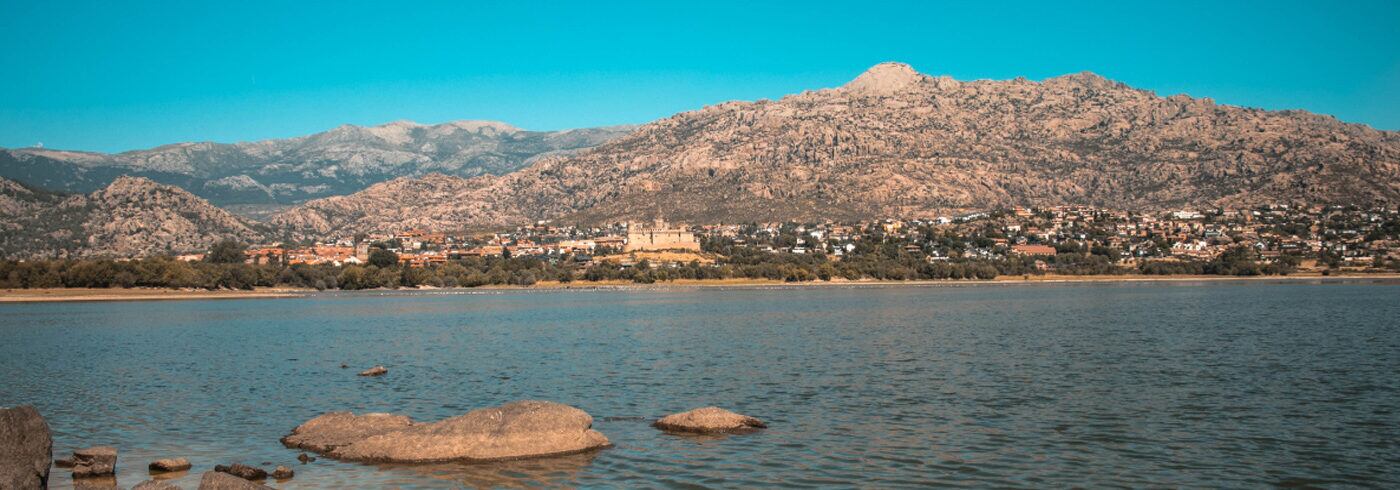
[2,400,765,489]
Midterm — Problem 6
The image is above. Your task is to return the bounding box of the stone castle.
[625,219,700,252]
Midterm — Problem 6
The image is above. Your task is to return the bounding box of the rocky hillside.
[270,62,1400,237]
[0,176,262,259]
[0,121,631,206]
[266,173,509,239]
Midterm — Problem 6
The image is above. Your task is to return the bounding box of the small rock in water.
[653,407,767,434]
[357,365,388,376]
[54,456,76,468]
[340,363,348,369]
[296,452,315,464]
[199,470,273,489]
[133,479,181,489]
[0,405,53,489]
[270,465,294,480]
[148,457,192,472]
[213,463,267,480]
[72,446,119,478]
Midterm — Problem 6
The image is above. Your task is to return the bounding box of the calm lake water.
[3,281,1399,488]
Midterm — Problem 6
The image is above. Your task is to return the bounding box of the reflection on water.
[376,451,600,489]
[2,282,1399,488]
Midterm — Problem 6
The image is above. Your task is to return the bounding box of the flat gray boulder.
[0,405,52,489]
[283,400,610,463]
[198,471,272,489]
[72,446,118,478]
[654,407,767,434]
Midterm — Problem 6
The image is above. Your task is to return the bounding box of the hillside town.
[200,205,1399,274]
[6,204,1398,292]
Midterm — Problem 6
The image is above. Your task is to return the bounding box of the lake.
[2,281,1399,488]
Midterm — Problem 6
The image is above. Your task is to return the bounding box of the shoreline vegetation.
[4,238,1398,303]
[4,273,1397,303]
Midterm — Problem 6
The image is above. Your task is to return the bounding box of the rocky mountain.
[0,176,261,259]
[269,62,1400,237]
[267,173,506,238]
[0,121,631,206]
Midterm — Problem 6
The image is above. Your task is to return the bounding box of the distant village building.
[1011,244,1057,256]
[625,219,700,252]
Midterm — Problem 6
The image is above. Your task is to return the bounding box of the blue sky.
[2,1,1397,152]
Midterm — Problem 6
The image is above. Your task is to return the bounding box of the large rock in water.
[0,405,53,489]
[71,446,118,478]
[280,412,414,453]
[283,400,610,463]
[198,471,273,489]
[654,407,767,434]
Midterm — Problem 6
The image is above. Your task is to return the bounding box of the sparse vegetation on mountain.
[268,62,1400,238]
[0,176,262,259]
[4,63,1399,257]
[0,121,631,205]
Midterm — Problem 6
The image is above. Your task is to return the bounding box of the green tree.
[206,240,247,264]
[368,249,399,268]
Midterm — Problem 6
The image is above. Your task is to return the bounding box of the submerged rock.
[213,463,266,480]
[654,407,767,434]
[270,465,294,480]
[72,475,119,489]
[198,471,272,489]
[72,446,119,478]
[54,457,75,468]
[0,405,53,489]
[296,452,315,464]
[149,457,192,472]
[284,400,610,463]
[133,479,181,490]
[358,365,388,376]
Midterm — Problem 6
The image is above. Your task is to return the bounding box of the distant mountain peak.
[441,120,521,134]
[1045,71,1119,90]
[107,174,159,188]
[843,62,929,96]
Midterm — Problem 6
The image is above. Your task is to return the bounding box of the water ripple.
[1,282,1398,488]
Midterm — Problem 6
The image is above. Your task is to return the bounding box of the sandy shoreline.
[495,273,1400,291]
[2,273,1396,303]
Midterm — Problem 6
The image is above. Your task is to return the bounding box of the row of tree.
[0,243,1335,291]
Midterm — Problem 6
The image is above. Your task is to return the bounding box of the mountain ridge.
[0,120,633,206]
[266,62,1400,238]
[5,62,1399,254]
